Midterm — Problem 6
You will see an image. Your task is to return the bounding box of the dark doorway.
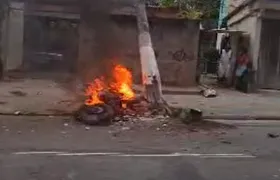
[260,19,280,89]
[23,16,79,73]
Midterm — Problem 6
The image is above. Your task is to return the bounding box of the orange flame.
[85,78,105,105]
[85,64,135,105]
[111,65,135,100]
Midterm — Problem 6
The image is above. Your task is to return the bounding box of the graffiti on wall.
[171,49,193,62]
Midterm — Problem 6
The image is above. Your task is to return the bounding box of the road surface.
[0,116,280,180]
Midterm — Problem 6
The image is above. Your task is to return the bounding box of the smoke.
[78,0,137,82]
[19,0,138,84]
[81,0,115,59]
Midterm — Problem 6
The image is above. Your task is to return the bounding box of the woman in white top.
[218,45,232,82]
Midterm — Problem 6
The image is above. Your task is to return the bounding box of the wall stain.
[171,49,193,62]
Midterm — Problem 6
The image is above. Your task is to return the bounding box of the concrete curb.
[0,111,280,120]
[134,89,201,95]
[204,115,280,120]
[0,112,73,117]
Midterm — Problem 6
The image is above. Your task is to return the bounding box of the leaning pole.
[136,0,162,105]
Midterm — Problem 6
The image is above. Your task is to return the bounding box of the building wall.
[2,2,200,87]
[259,0,280,10]
[151,18,199,87]
[226,0,280,89]
[228,0,247,13]
[78,16,200,87]
[229,15,259,67]
[227,0,262,88]
[258,19,280,89]
[2,2,25,71]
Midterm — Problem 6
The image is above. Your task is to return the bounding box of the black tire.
[75,104,114,126]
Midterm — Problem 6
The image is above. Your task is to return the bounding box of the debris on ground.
[121,127,130,131]
[9,90,27,97]
[199,84,217,98]
[14,111,21,115]
[202,88,217,98]
[168,107,203,124]
[72,64,234,133]
[220,140,232,144]
[162,123,168,127]
[267,133,279,138]
[74,87,168,126]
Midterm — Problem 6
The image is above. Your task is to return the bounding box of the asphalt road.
[1,152,279,180]
[0,116,280,180]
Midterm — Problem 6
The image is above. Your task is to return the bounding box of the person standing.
[235,48,250,92]
[218,44,232,84]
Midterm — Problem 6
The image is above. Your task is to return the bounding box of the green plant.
[159,0,220,20]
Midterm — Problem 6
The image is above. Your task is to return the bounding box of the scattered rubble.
[199,84,217,98]
[75,85,170,126]
[168,107,203,124]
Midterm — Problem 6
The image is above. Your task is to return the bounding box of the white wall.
[228,0,247,13]
[228,0,261,71]
[230,15,260,68]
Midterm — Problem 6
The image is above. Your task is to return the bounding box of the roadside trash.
[267,133,279,138]
[14,111,21,115]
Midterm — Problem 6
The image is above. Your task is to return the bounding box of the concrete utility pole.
[136,0,162,105]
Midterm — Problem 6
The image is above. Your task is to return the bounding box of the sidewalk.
[164,88,280,120]
[1,79,280,119]
[0,79,81,115]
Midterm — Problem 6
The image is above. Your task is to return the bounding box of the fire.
[85,64,135,105]
[111,65,135,100]
[85,78,105,105]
